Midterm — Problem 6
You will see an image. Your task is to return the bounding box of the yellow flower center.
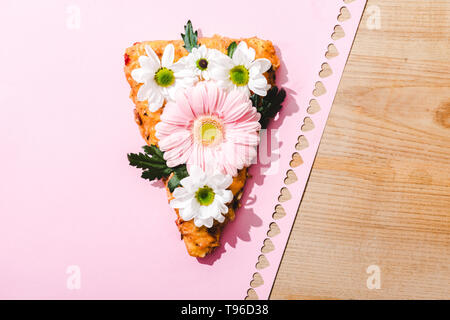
[154,67,175,87]
[195,186,215,206]
[193,116,224,146]
[230,65,249,86]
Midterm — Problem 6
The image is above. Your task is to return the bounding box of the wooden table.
[271,0,450,299]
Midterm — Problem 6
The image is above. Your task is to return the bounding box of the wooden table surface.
[270,0,450,299]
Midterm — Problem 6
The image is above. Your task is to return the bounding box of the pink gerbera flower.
[155,81,261,176]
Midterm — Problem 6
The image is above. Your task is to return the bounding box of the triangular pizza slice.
[124,21,284,257]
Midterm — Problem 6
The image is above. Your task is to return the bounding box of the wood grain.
[271,0,450,299]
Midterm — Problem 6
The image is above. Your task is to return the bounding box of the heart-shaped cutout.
[307,99,321,114]
[245,288,259,300]
[256,254,270,269]
[338,6,351,22]
[325,43,339,59]
[301,117,315,131]
[267,222,280,238]
[331,25,345,40]
[290,152,303,168]
[313,81,326,97]
[284,169,298,185]
[250,272,264,288]
[319,62,333,78]
[278,187,291,202]
[272,204,286,220]
[261,238,275,253]
[267,222,281,238]
[295,135,309,150]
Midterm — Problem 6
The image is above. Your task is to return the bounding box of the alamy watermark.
[366,5,381,30]
[66,265,81,290]
[366,265,381,289]
[66,5,81,30]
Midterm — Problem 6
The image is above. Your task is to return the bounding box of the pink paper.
[0,0,366,299]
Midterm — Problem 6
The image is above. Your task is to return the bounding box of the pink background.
[0,0,365,299]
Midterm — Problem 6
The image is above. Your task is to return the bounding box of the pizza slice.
[124,21,285,258]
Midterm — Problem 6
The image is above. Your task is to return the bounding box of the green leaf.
[128,145,174,181]
[227,41,237,58]
[181,20,199,52]
[167,165,189,192]
[250,86,286,129]
[128,145,189,191]
[143,145,165,163]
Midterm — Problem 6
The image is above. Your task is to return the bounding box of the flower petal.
[138,55,159,72]
[136,82,152,101]
[164,140,193,168]
[199,44,207,56]
[179,175,198,193]
[188,164,205,180]
[147,89,164,112]
[221,190,233,204]
[248,74,269,96]
[233,41,254,66]
[249,58,272,74]
[179,207,195,221]
[145,45,161,67]
[131,68,152,84]
[209,173,233,190]
[220,91,254,123]
[161,44,175,68]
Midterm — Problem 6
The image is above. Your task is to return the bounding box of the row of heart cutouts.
[246,2,351,300]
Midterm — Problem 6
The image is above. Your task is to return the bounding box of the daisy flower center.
[196,58,209,71]
[193,116,224,146]
[195,186,215,206]
[154,67,175,87]
[230,65,249,86]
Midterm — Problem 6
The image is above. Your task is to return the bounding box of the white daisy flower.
[181,44,230,80]
[209,41,272,96]
[169,165,233,228]
[131,44,197,112]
